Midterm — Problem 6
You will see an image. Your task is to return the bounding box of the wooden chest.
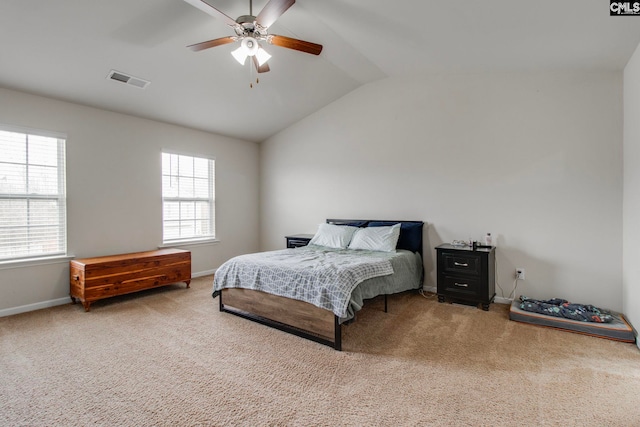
[70,248,191,311]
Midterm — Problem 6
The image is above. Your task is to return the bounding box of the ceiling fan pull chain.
[249,58,254,88]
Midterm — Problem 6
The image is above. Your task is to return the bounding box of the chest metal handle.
[454,282,469,288]
[454,262,468,267]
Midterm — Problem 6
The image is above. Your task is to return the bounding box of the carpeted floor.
[1,275,639,426]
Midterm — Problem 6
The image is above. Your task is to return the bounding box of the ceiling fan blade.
[183,0,238,28]
[255,0,295,28]
[187,36,236,51]
[268,35,323,55]
[252,56,270,73]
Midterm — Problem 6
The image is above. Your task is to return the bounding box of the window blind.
[161,152,215,243]
[0,126,67,262]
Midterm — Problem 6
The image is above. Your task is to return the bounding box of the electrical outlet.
[515,268,525,280]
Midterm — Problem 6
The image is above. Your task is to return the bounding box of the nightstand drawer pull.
[454,282,469,288]
[454,262,469,267]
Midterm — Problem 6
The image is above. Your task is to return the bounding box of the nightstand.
[436,243,496,311]
[285,234,314,248]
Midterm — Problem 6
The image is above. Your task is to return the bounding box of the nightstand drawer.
[287,239,310,248]
[441,252,481,276]
[285,234,314,248]
[440,275,481,297]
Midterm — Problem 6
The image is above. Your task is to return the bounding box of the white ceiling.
[1,0,639,142]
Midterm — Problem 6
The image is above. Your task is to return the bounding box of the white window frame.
[0,124,67,263]
[161,151,215,245]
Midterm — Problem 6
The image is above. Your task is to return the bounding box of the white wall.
[260,72,624,311]
[623,43,640,338]
[0,87,259,313]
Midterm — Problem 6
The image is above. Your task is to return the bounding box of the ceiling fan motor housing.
[235,15,266,37]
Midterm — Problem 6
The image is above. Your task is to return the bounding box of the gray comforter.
[213,245,420,320]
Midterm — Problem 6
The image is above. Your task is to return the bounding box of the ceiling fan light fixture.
[231,46,248,65]
[241,37,259,56]
[185,0,324,76]
[255,47,271,66]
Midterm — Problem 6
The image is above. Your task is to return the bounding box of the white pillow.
[309,223,358,249]
[348,224,401,252]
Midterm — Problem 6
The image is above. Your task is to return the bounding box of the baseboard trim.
[631,324,640,350]
[0,297,71,318]
[424,285,437,294]
[494,296,513,305]
[193,268,216,278]
[0,268,218,318]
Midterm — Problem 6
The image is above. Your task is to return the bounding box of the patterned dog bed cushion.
[509,300,636,343]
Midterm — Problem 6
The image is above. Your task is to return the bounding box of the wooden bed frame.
[219,288,342,349]
[217,219,424,351]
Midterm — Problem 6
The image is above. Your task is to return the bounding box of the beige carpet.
[1,276,639,426]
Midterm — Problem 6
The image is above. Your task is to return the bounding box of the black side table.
[436,243,496,310]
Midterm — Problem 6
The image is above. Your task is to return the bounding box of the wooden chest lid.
[70,248,190,267]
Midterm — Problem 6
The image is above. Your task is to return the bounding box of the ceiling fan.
[184,0,323,74]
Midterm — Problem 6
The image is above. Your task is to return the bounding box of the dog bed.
[509,299,635,343]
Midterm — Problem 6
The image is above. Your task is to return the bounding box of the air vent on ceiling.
[106,70,150,89]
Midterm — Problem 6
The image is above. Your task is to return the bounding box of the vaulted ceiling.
[1,0,639,142]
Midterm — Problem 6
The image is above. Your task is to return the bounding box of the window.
[0,126,67,262]
[161,152,215,244]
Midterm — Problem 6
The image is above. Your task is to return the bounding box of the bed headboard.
[325,219,425,261]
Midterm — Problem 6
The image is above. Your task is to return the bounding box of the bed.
[212,219,424,350]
